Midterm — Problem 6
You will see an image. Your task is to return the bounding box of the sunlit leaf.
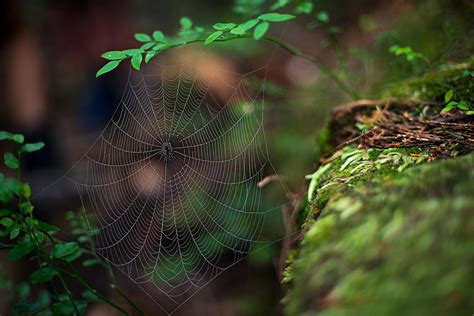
[295,2,313,14]
[457,100,470,110]
[140,42,155,50]
[0,132,24,144]
[96,60,121,77]
[257,13,295,22]
[153,43,169,51]
[316,11,330,23]
[204,31,223,45]
[441,104,455,113]
[270,0,289,10]
[22,184,31,199]
[2,218,14,227]
[444,89,454,103]
[10,227,20,239]
[152,31,166,43]
[21,142,44,153]
[145,51,156,63]
[101,51,127,60]
[4,153,19,169]
[131,53,143,70]
[180,17,193,29]
[254,22,270,40]
[134,33,151,42]
[231,19,259,35]
[122,48,141,56]
[213,23,237,31]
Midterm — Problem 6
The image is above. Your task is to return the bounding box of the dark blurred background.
[0,0,472,315]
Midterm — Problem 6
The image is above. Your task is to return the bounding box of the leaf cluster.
[0,132,140,315]
[441,88,474,115]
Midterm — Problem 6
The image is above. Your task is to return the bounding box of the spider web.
[67,62,288,314]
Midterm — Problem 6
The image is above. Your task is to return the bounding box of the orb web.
[68,63,287,314]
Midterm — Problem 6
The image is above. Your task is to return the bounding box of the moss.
[380,60,474,102]
[314,123,335,161]
[284,59,474,315]
[303,146,430,228]
[284,153,474,316]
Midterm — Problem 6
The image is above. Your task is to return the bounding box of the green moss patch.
[284,154,474,315]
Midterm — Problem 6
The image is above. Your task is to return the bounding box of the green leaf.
[22,184,31,199]
[134,33,151,42]
[64,248,84,262]
[204,31,223,45]
[140,42,155,50]
[0,131,12,141]
[295,2,313,14]
[316,11,330,23]
[213,23,237,31]
[466,110,474,115]
[4,153,19,169]
[0,132,24,144]
[33,231,45,244]
[82,289,99,301]
[457,101,470,110]
[131,53,143,70]
[153,43,169,51]
[254,22,270,40]
[78,235,89,243]
[20,201,34,214]
[270,0,290,10]
[101,51,127,60]
[8,240,35,260]
[257,13,295,22]
[25,217,38,227]
[0,208,13,217]
[37,221,60,234]
[10,227,20,239]
[21,142,44,153]
[12,134,24,143]
[389,44,400,53]
[122,48,141,56]
[306,163,333,202]
[11,302,35,315]
[52,302,80,315]
[179,17,193,29]
[152,31,166,43]
[82,258,99,267]
[145,51,156,63]
[31,267,57,284]
[2,218,14,227]
[18,282,31,299]
[231,19,260,35]
[96,60,121,77]
[51,242,79,258]
[441,104,455,113]
[444,89,454,103]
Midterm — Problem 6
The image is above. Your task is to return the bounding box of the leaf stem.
[142,34,360,99]
[43,231,132,315]
[56,272,81,316]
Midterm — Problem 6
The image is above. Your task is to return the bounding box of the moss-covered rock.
[284,153,474,315]
[381,59,474,102]
[283,61,474,315]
